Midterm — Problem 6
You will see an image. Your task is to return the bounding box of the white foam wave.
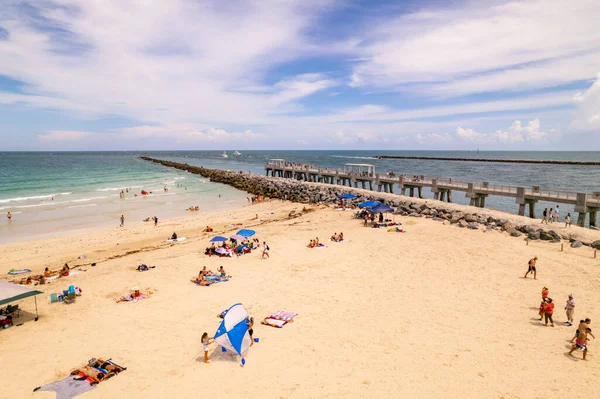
[68,203,98,209]
[0,192,72,204]
[95,185,143,192]
[72,197,107,202]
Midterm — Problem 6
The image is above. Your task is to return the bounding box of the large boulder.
[458,220,468,228]
[592,240,600,249]
[496,219,508,227]
[451,211,465,223]
[570,240,583,248]
[501,221,513,232]
[507,228,522,237]
[528,230,540,240]
[540,231,554,241]
[465,214,477,223]
[467,223,479,230]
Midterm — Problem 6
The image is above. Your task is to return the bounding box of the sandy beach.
[1,199,600,399]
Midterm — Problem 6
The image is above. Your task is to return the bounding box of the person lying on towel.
[88,358,125,374]
[70,366,106,385]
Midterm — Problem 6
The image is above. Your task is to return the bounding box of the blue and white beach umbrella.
[236,229,256,237]
[214,303,252,356]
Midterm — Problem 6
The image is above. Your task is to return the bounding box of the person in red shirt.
[543,298,555,327]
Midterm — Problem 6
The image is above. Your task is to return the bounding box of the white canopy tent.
[0,281,42,321]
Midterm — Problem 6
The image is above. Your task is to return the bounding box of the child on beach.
[202,332,214,363]
[565,213,571,227]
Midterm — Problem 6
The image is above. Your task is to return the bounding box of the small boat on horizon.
[234,151,241,156]
[221,151,228,158]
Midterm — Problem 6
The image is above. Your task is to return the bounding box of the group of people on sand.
[307,237,325,248]
[187,206,199,211]
[143,216,158,226]
[15,263,71,286]
[525,257,595,360]
[205,238,261,257]
[191,266,229,286]
[330,232,344,242]
[541,205,571,226]
[67,358,126,385]
[247,195,265,204]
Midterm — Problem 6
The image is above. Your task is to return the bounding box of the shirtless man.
[524,256,538,279]
[569,328,593,360]
[71,366,106,384]
[572,318,594,343]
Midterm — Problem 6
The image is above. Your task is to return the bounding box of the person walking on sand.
[543,298,555,327]
[565,213,571,227]
[201,332,213,363]
[524,256,538,279]
[565,294,576,326]
[120,215,125,227]
[569,327,592,360]
[571,318,594,343]
[554,205,560,222]
[154,216,158,226]
[7,211,11,220]
[542,208,548,224]
[262,242,270,259]
[548,208,553,224]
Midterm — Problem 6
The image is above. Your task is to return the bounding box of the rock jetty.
[141,157,599,247]
[375,155,600,166]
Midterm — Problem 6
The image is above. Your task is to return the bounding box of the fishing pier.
[265,160,600,227]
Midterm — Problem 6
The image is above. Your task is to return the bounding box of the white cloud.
[349,1,600,96]
[570,73,600,131]
[0,0,336,125]
[38,130,90,141]
[456,119,548,144]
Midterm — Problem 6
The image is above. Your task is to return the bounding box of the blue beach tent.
[338,193,357,199]
[358,201,380,208]
[236,229,256,237]
[369,203,394,214]
[214,303,252,356]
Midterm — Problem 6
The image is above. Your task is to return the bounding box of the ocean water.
[1,151,599,242]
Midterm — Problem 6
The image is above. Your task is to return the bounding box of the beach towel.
[166,237,187,242]
[8,269,32,275]
[194,275,229,285]
[34,377,96,399]
[261,318,288,328]
[387,228,404,233]
[119,294,149,303]
[270,311,298,321]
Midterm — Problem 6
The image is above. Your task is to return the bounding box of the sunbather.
[330,233,338,242]
[218,266,228,278]
[307,239,315,248]
[88,358,125,374]
[203,226,213,232]
[71,366,105,385]
[191,273,213,286]
[116,287,143,302]
[44,267,57,277]
[59,263,70,277]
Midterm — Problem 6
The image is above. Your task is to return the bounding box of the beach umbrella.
[209,236,228,242]
[236,229,256,237]
[214,303,252,359]
[358,200,380,208]
[230,234,245,241]
[370,203,394,214]
[338,193,357,199]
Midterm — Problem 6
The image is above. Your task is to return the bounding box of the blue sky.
[0,0,599,150]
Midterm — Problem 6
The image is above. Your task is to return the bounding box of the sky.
[0,0,599,151]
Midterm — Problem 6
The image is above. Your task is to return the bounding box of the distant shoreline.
[375,155,600,165]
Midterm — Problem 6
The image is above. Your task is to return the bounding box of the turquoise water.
[1,151,599,242]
